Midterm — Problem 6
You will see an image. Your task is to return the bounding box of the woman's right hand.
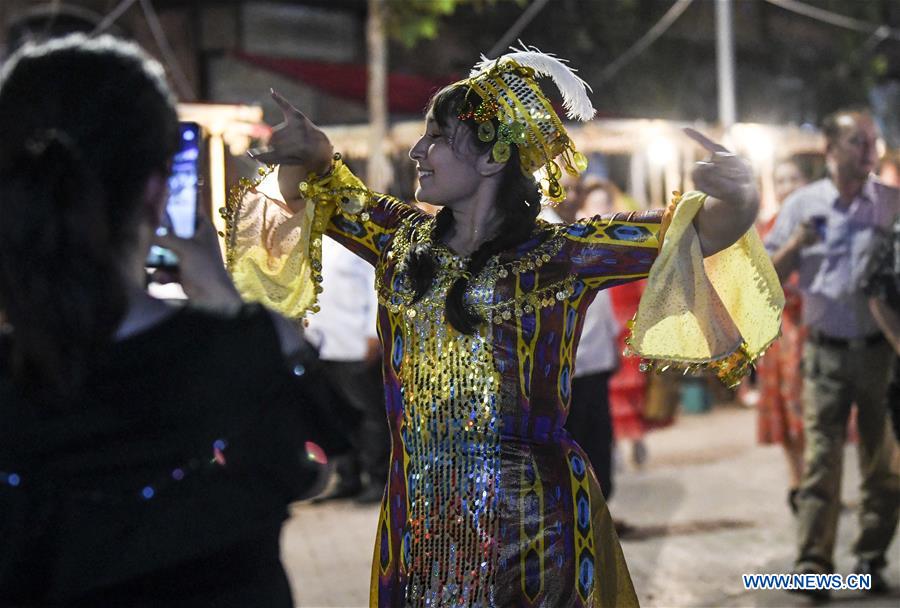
[250,90,333,171]
[152,218,243,314]
[249,91,334,202]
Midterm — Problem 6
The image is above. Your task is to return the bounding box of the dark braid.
[408,206,454,301]
[407,84,541,335]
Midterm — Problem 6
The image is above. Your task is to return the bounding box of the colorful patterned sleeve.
[581,190,783,387]
[548,191,783,386]
[559,208,665,290]
[223,157,427,318]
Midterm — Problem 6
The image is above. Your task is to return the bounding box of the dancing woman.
[227,47,782,607]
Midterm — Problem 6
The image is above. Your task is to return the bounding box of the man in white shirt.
[305,236,387,503]
[766,111,899,595]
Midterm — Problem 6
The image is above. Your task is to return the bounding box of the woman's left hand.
[684,128,759,256]
[684,128,757,208]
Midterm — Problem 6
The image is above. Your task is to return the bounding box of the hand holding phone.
[810,215,827,241]
[151,218,243,313]
[793,216,824,248]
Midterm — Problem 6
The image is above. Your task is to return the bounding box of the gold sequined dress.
[225,162,783,608]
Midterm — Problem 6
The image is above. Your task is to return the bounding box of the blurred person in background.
[304,235,388,503]
[0,35,336,607]
[579,177,619,217]
[861,213,900,442]
[229,45,774,606]
[582,179,656,469]
[544,177,621,510]
[766,110,900,597]
[773,157,810,206]
[870,151,900,443]
[755,157,810,515]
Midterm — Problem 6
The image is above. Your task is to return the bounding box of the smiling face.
[408,113,486,208]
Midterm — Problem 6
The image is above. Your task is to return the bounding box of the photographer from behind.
[0,34,334,608]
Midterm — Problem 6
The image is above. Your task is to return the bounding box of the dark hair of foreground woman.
[0,34,334,608]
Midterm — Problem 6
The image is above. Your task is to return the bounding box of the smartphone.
[146,122,202,268]
[810,215,827,241]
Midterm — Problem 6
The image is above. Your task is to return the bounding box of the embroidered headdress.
[455,42,595,203]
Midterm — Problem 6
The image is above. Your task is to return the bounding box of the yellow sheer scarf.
[224,162,368,318]
[627,191,784,386]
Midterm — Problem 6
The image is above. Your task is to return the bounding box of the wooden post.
[366,0,391,192]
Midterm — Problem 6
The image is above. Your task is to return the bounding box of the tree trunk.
[367,0,392,192]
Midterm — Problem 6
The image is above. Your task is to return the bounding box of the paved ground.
[279,406,900,607]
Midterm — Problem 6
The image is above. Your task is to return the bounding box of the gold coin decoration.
[547,179,563,201]
[547,161,562,179]
[509,121,527,144]
[492,141,511,163]
[478,121,496,143]
[574,152,589,173]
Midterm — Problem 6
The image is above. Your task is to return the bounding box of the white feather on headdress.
[469,41,596,122]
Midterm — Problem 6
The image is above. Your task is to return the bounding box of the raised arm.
[683,128,760,257]
[769,220,819,281]
[153,218,306,359]
[224,91,426,317]
[612,133,782,387]
[249,91,335,213]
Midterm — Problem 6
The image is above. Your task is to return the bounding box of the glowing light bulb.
[734,124,775,164]
[647,136,675,167]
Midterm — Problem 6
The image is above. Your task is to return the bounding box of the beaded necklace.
[377,217,575,326]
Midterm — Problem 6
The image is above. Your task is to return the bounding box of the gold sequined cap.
[455,43,595,204]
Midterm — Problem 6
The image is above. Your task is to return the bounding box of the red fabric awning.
[235,52,459,115]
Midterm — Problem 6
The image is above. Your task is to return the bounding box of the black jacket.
[0,306,333,607]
